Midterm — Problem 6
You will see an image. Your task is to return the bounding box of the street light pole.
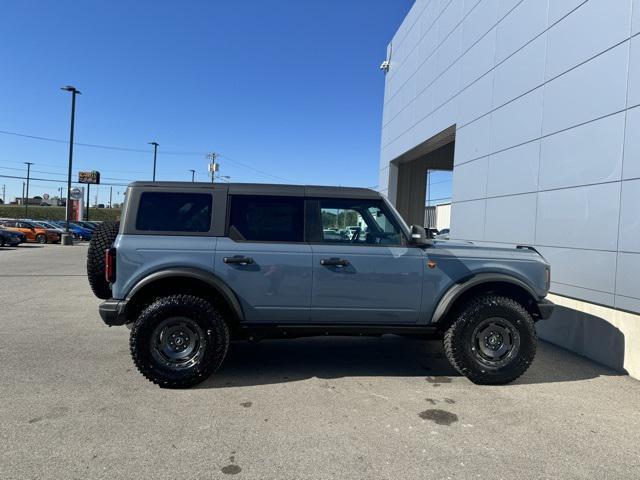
[61,86,81,244]
[86,183,90,221]
[189,169,196,182]
[24,162,33,217]
[149,142,159,181]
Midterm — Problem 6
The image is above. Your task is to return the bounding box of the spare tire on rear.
[87,221,120,299]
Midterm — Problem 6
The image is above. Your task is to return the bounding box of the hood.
[430,239,547,264]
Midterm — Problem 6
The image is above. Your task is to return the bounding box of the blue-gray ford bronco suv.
[87,182,553,388]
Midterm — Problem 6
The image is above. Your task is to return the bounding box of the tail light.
[105,247,116,283]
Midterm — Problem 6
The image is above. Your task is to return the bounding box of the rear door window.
[136,192,212,232]
[228,195,304,242]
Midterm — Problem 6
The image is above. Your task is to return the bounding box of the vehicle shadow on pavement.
[198,336,624,389]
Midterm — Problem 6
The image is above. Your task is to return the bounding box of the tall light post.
[24,162,34,216]
[61,85,81,243]
[188,169,196,182]
[149,142,159,181]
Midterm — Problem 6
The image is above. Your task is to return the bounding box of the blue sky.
[0,1,422,206]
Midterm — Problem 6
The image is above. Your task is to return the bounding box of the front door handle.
[223,256,254,266]
[320,258,350,267]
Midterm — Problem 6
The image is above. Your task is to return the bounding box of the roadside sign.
[79,171,101,184]
[43,193,50,200]
[70,188,82,200]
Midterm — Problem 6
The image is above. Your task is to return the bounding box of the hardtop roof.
[127,181,382,199]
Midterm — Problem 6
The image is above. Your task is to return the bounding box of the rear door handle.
[223,256,254,265]
[320,258,350,267]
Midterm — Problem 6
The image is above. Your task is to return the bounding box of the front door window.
[319,199,403,246]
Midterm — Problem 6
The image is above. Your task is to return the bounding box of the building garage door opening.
[392,126,455,227]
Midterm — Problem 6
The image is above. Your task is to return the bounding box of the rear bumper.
[536,298,555,320]
[98,299,128,326]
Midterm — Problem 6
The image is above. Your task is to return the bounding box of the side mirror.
[409,225,431,246]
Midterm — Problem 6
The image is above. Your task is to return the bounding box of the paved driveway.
[1,244,639,479]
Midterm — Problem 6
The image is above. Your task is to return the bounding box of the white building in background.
[379,0,640,378]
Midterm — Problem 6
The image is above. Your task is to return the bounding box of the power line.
[0,173,129,187]
[0,129,299,183]
[0,166,136,183]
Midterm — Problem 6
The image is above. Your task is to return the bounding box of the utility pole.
[61,85,81,243]
[24,162,34,217]
[1,184,5,204]
[109,186,113,208]
[188,169,196,182]
[149,142,159,181]
[59,186,63,206]
[207,152,218,183]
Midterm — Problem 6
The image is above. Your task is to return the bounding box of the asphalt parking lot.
[1,244,639,479]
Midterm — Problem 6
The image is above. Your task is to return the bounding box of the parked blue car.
[50,221,93,241]
[0,228,24,246]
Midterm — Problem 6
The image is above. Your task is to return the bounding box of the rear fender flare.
[126,267,244,321]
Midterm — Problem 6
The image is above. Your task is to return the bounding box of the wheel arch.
[431,273,542,326]
[123,268,244,326]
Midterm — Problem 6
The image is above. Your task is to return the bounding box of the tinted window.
[319,198,403,246]
[136,192,212,232]
[229,195,304,242]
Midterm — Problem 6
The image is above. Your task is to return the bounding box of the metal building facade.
[380,0,640,377]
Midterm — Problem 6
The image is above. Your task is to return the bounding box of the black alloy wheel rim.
[150,317,205,370]
[471,317,520,367]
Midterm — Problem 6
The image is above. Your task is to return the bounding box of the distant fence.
[0,205,121,222]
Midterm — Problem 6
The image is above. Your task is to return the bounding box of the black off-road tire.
[36,234,47,244]
[86,221,119,299]
[0,236,5,247]
[130,295,230,388]
[443,294,537,385]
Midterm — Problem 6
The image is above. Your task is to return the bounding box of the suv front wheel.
[130,294,230,388]
[443,294,537,385]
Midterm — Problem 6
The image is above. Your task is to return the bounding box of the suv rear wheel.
[130,294,230,388]
[443,294,537,385]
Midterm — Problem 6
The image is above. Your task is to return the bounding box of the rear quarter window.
[135,192,212,232]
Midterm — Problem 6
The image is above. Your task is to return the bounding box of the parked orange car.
[0,220,60,244]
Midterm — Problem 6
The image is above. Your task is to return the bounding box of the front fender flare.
[430,273,539,324]
[125,267,244,321]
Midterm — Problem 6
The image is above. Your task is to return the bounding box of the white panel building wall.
[380,0,640,376]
